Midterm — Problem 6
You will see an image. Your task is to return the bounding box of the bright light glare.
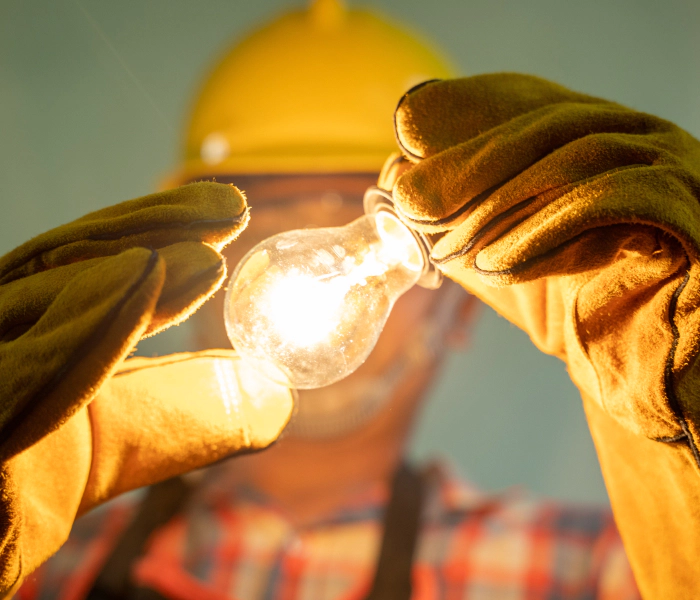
[266,273,345,347]
[265,247,396,348]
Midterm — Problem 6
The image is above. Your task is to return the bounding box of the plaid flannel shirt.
[17,461,639,600]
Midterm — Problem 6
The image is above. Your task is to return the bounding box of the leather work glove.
[0,182,294,596]
[387,74,700,598]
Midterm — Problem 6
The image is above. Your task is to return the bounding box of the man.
[6,0,700,598]
[10,2,643,598]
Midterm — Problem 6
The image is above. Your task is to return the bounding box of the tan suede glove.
[389,74,700,598]
[0,182,293,595]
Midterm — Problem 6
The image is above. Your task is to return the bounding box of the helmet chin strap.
[287,282,466,440]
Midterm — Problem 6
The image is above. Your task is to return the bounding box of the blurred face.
[193,174,464,440]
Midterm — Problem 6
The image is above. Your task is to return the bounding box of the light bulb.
[224,188,439,389]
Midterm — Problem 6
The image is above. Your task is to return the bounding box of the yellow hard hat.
[172,0,457,183]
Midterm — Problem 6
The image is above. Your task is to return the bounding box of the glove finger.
[431,160,697,287]
[0,247,165,460]
[0,257,106,343]
[427,133,664,264]
[0,241,227,342]
[146,241,227,335]
[79,350,294,510]
[392,103,669,231]
[394,74,613,161]
[0,182,248,285]
[473,166,697,279]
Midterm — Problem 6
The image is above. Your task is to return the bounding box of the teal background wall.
[2,0,699,504]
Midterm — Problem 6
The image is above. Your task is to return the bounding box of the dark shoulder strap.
[364,462,426,600]
[85,476,191,600]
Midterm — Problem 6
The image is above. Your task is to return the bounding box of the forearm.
[441,224,700,599]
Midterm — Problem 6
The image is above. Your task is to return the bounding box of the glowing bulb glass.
[224,211,425,389]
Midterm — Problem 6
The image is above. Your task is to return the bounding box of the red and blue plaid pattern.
[18,461,639,599]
